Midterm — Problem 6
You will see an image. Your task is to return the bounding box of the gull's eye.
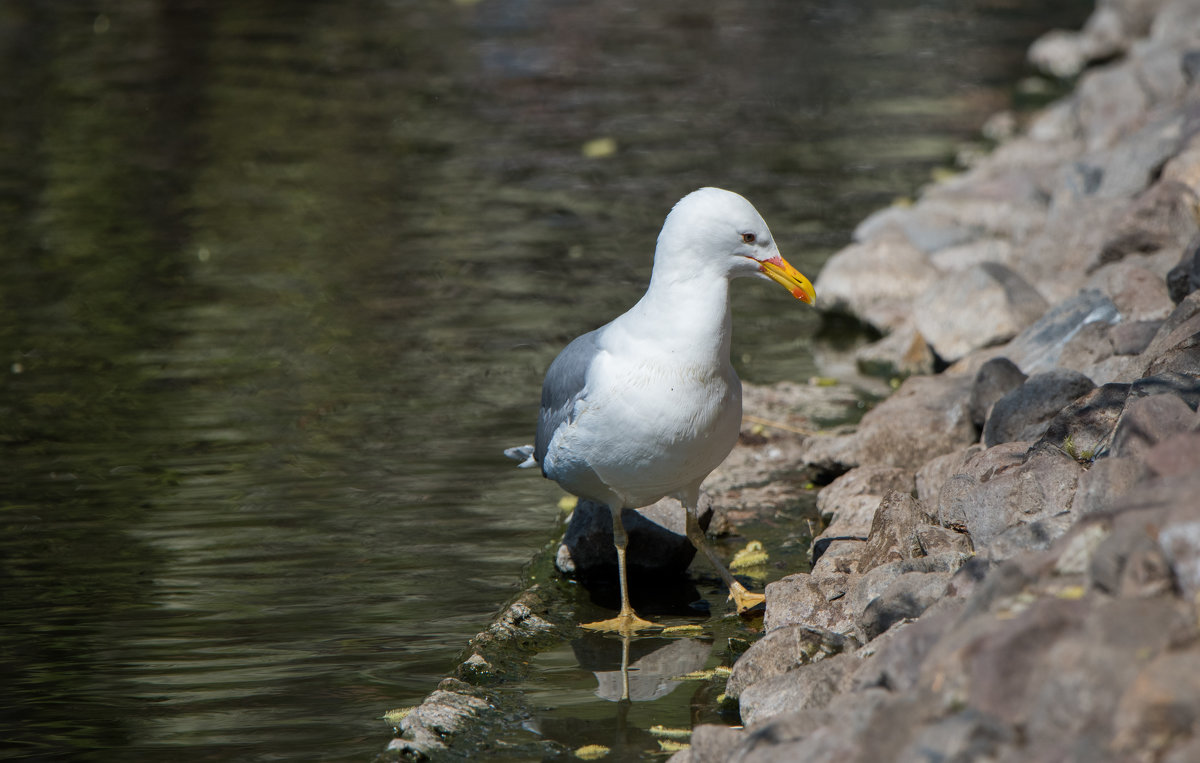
[741,232,756,244]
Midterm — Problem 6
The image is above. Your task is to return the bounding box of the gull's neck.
[614,260,734,369]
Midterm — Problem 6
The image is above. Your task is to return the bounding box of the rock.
[858,491,938,573]
[1004,290,1121,374]
[854,321,937,378]
[1112,652,1200,757]
[1092,180,1198,269]
[1075,60,1150,152]
[1089,262,1177,323]
[1166,235,1200,303]
[555,497,711,582]
[1071,455,1147,515]
[816,466,915,539]
[852,203,977,254]
[738,653,854,726]
[915,445,980,510]
[1035,382,1130,458]
[929,237,1015,272]
[1130,370,1200,409]
[852,602,963,693]
[725,624,859,699]
[1140,290,1200,376]
[1109,319,1163,354]
[847,374,977,471]
[968,357,1028,429]
[683,724,744,763]
[982,368,1097,447]
[856,567,955,640]
[1145,430,1200,477]
[961,443,1085,551]
[915,264,1050,363]
[763,573,856,637]
[815,237,940,332]
[1110,392,1197,459]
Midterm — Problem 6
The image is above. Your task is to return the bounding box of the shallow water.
[0,1,1088,760]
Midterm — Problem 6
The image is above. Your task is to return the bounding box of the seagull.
[507,188,815,633]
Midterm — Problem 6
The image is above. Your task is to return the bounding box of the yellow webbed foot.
[581,610,663,635]
[729,583,766,614]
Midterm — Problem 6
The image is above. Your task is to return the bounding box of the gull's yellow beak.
[759,255,816,304]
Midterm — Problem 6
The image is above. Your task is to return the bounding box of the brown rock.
[725,624,858,699]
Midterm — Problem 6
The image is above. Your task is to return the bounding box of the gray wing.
[534,327,603,474]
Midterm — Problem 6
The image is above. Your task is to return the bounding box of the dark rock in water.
[1111,393,1198,459]
[554,496,711,583]
[983,368,1097,447]
[914,263,1049,363]
[1109,319,1163,354]
[969,357,1027,429]
[1166,235,1200,303]
[1036,381,1130,458]
[1004,290,1120,374]
[725,624,859,699]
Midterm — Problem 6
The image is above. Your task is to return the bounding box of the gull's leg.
[683,501,766,613]
[581,505,662,634]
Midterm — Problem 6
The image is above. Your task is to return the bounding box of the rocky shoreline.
[678,0,1200,760]
[390,1,1200,760]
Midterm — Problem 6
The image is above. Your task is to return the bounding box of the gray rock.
[1130,370,1200,409]
[816,465,915,537]
[738,653,854,726]
[814,237,940,332]
[1071,455,1147,515]
[1075,60,1150,152]
[854,321,937,378]
[962,443,1084,550]
[915,264,1050,363]
[1166,235,1200,303]
[725,624,859,699]
[916,445,980,510]
[848,374,978,471]
[1140,290,1200,375]
[983,368,1097,447]
[763,573,856,637]
[1004,290,1121,374]
[1036,382,1131,458]
[1110,319,1163,354]
[858,491,939,573]
[554,496,711,582]
[852,203,978,254]
[683,724,744,763]
[857,569,954,640]
[853,602,963,692]
[1145,430,1200,477]
[1110,392,1197,458]
[1093,180,1198,269]
[969,357,1028,429]
[895,708,1014,763]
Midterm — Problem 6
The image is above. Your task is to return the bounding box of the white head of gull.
[507,187,815,634]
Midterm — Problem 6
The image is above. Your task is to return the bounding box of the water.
[0,0,1088,760]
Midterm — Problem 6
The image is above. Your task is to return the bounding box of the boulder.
[725,624,859,699]
[554,496,710,582]
[968,357,1028,429]
[915,264,1050,363]
[847,374,977,471]
[814,237,940,332]
[1003,289,1121,374]
[982,368,1097,447]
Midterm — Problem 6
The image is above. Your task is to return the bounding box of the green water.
[0,1,1088,760]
